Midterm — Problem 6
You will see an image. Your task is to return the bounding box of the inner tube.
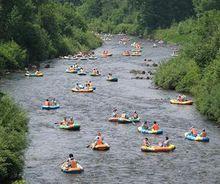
[102,53,112,57]
[59,123,80,131]
[131,49,142,52]
[80,57,88,60]
[129,117,140,122]
[185,132,209,142]
[138,126,163,134]
[141,144,175,152]
[41,105,60,110]
[107,78,118,82]
[118,117,132,124]
[66,69,77,73]
[89,56,97,60]
[131,53,141,56]
[25,73,43,77]
[122,53,130,56]
[77,72,86,76]
[108,117,120,122]
[61,162,84,174]
[90,73,101,76]
[72,88,93,93]
[91,143,110,151]
[170,99,193,105]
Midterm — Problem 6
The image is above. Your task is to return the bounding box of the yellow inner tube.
[91,143,110,150]
[141,144,175,152]
[170,99,193,105]
[72,88,93,93]
[61,162,83,172]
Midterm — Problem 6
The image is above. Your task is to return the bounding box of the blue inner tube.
[41,105,60,110]
[138,126,163,134]
[107,78,118,82]
[185,133,209,142]
[78,72,86,75]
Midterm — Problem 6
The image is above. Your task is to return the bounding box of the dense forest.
[0,0,196,73]
[0,0,220,182]
[0,0,102,73]
[77,0,194,35]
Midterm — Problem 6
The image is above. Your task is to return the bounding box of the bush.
[0,95,28,182]
[17,23,53,62]
[0,41,27,71]
[154,10,220,122]
[194,58,220,122]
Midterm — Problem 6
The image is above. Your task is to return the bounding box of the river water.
[1,36,220,184]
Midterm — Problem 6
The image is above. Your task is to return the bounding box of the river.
[1,36,220,184]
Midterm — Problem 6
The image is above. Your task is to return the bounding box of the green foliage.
[17,23,53,62]
[79,0,102,19]
[0,41,27,70]
[77,0,195,35]
[154,10,220,122]
[12,179,26,184]
[194,57,220,122]
[155,58,201,92]
[0,0,102,72]
[0,95,28,182]
[38,1,101,57]
[193,0,220,14]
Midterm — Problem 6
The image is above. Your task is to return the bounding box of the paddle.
[48,122,60,126]
[58,161,65,167]
[132,121,136,126]
[86,143,94,148]
[86,144,91,148]
[86,141,95,148]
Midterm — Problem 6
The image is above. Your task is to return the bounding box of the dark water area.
[1,36,220,184]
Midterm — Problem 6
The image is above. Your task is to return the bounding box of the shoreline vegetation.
[0,93,28,183]
[153,10,220,123]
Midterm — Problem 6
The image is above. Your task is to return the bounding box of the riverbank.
[0,94,28,183]
[153,10,220,123]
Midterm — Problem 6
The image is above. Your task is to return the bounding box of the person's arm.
[94,136,98,142]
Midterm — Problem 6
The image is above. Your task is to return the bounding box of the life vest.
[201,131,207,137]
[61,120,67,125]
[152,123,159,131]
[68,120,74,126]
[71,160,77,168]
[97,136,103,145]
